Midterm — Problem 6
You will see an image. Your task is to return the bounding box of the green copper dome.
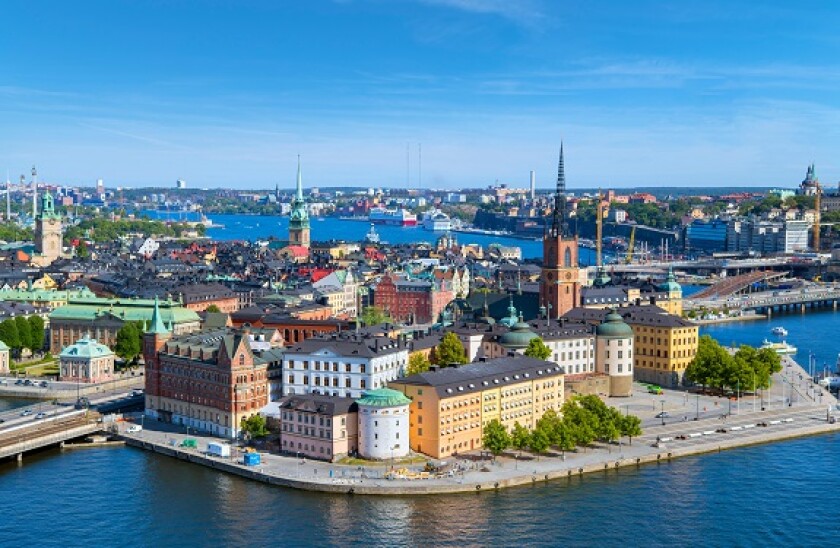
[500,314,539,349]
[596,310,633,338]
[658,267,681,293]
[356,388,411,408]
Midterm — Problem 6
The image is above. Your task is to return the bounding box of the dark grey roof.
[393,355,562,398]
[276,394,358,416]
[285,333,406,358]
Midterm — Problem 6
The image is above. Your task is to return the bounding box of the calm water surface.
[0,433,838,547]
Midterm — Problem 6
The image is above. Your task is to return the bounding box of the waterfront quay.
[119,358,838,496]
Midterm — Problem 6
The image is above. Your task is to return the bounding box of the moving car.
[655,411,671,418]
[20,409,33,416]
[126,424,143,433]
[35,412,47,420]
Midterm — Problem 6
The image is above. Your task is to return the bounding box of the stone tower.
[34,190,62,265]
[540,143,582,318]
[288,156,311,248]
[143,296,172,421]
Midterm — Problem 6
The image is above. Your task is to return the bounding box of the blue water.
[144,211,601,262]
[700,308,840,375]
[0,433,837,547]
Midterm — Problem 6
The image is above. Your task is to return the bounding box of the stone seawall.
[122,417,840,496]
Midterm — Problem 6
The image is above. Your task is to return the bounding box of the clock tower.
[540,143,582,318]
[34,190,62,266]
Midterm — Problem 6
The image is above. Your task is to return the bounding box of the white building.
[0,340,9,374]
[356,388,411,460]
[313,269,359,318]
[281,334,409,399]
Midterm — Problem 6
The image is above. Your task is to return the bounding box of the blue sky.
[2,0,840,190]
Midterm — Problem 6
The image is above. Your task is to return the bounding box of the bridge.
[607,256,826,277]
[691,271,789,300]
[686,286,840,315]
[0,411,101,462]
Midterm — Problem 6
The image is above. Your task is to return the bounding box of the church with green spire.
[288,156,311,249]
[32,190,63,266]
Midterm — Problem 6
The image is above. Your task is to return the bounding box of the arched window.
[239,354,245,365]
[564,248,572,267]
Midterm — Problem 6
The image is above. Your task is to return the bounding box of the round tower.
[595,309,634,397]
[356,388,411,460]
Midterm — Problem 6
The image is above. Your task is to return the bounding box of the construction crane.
[625,225,636,264]
[595,189,603,267]
[814,183,822,252]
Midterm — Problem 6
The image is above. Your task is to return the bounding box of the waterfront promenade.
[119,357,838,496]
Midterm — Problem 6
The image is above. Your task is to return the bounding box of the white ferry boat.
[771,326,788,337]
[760,339,797,355]
[369,207,417,226]
[422,210,453,231]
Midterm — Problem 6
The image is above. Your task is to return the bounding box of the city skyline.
[2,1,840,188]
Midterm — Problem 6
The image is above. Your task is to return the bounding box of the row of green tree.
[114,322,145,363]
[686,335,782,393]
[0,316,46,353]
[64,218,205,244]
[0,222,34,242]
[482,395,643,458]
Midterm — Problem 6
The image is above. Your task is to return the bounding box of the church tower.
[540,143,582,318]
[143,296,172,421]
[34,190,62,265]
[288,156,311,248]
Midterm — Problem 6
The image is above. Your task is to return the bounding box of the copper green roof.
[60,337,113,359]
[658,267,681,293]
[0,340,9,351]
[500,317,539,349]
[356,387,411,408]
[596,310,633,338]
[49,296,200,325]
[0,287,94,302]
[148,295,169,334]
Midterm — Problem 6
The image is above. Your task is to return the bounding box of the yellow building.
[389,356,565,459]
[565,305,697,389]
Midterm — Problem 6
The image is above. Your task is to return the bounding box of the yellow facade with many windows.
[389,356,565,459]
[629,314,697,388]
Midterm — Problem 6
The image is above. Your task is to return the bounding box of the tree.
[686,334,732,392]
[482,419,510,459]
[76,240,89,259]
[406,352,431,376]
[241,414,269,438]
[14,316,32,351]
[620,414,643,445]
[528,426,550,458]
[524,337,552,360]
[114,322,141,362]
[205,304,221,313]
[28,315,45,351]
[434,332,467,366]
[361,306,389,326]
[510,422,531,457]
[0,318,21,350]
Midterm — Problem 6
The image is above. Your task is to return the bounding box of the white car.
[126,425,143,433]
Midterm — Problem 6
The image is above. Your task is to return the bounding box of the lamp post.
[660,400,665,426]
[695,394,700,420]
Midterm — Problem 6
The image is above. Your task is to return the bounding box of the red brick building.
[373,274,454,325]
[143,300,278,439]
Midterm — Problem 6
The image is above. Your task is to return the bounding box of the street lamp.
[660,401,666,425]
[695,394,700,420]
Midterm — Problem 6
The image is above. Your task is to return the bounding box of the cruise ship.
[422,209,454,231]
[368,207,417,226]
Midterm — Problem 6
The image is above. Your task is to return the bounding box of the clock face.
[565,272,572,280]
[546,273,554,281]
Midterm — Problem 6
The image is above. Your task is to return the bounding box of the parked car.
[39,381,48,388]
[126,424,143,433]
[15,379,23,385]
[655,411,671,418]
